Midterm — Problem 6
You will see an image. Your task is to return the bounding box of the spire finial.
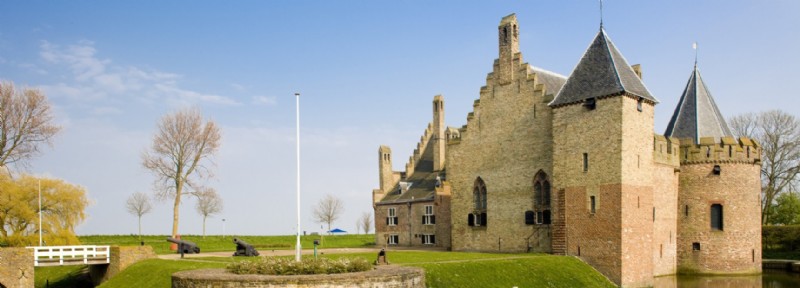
[599,0,604,29]
[693,42,698,67]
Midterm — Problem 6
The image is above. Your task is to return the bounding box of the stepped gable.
[530,66,567,94]
[549,28,657,107]
[664,65,733,143]
[377,128,439,204]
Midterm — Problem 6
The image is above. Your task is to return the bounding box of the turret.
[378,146,394,194]
[497,14,519,84]
[432,95,446,171]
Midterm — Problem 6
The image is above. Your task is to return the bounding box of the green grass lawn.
[763,250,800,261]
[35,265,93,288]
[94,251,615,288]
[78,234,375,254]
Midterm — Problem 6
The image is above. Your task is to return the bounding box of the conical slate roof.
[550,29,657,107]
[664,65,733,143]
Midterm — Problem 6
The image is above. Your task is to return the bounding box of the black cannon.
[166,237,200,254]
[232,238,260,256]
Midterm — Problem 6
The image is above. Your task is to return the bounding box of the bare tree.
[142,107,221,239]
[125,192,153,240]
[195,188,223,238]
[312,194,344,234]
[730,110,800,224]
[0,81,61,169]
[359,212,373,234]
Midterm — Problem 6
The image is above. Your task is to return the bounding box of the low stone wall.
[90,245,157,285]
[0,247,34,288]
[172,265,426,288]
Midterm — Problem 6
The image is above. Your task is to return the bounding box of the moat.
[657,271,800,287]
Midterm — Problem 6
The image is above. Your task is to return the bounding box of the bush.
[763,225,800,251]
[227,257,372,275]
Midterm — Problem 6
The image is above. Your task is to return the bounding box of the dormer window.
[583,98,596,110]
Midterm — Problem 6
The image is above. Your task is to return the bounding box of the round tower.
[676,137,762,274]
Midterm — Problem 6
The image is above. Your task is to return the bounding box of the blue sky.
[0,1,798,236]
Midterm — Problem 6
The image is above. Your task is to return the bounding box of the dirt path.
[157,246,446,260]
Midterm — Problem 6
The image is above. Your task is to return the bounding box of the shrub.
[227,257,372,275]
[763,225,800,251]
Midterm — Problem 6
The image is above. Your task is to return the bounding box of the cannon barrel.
[232,237,259,256]
[166,237,201,254]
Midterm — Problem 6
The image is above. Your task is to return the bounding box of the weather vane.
[599,0,604,29]
[693,42,698,66]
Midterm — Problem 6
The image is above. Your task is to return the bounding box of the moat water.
[654,271,800,287]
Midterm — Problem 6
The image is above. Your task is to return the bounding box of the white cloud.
[18,63,48,75]
[37,40,239,106]
[251,95,277,106]
[230,83,246,92]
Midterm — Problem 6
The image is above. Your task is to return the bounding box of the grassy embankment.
[79,234,375,254]
[98,251,615,288]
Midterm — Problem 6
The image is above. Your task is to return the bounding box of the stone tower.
[497,14,519,84]
[667,64,762,274]
[374,145,396,204]
[550,28,658,287]
[432,95,446,171]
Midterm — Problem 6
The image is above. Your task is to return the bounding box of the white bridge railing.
[26,245,110,266]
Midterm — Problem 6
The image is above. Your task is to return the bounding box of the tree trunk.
[138,215,142,240]
[172,181,182,238]
[203,215,207,238]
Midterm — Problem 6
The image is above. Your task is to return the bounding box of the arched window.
[531,171,552,225]
[474,177,487,211]
[711,204,723,231]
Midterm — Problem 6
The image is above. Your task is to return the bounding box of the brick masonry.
[172,266,425,288]
[0,247,34,288]
[371,13,763,288]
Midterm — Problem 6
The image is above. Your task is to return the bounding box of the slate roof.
[530,66,567,95]
[377,136,439,205]
[550,29,657,107]
[664,65,733,143]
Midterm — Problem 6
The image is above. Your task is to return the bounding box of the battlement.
[405,123,434,178]
[445,127,461,145]
[653,135,680,167]
[678,136,761,165]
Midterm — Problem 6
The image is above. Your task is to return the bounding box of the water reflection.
[654,271,800,288]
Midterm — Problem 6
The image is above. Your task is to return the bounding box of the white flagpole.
[295,92,302,262]
[39,179,43,246]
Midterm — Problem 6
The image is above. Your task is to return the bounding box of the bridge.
[27,245,111,266]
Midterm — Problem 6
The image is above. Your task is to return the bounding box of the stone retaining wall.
[172,265,425,288]
[90,245,157,285]
[0,248,34,288]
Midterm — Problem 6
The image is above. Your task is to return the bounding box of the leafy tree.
[142,107,220,239]
[359,212,373,234]
[768,192,800,225]
[195,188,223,238]
[312,194,343,234]
[0,80,61,169]
[729,110,800,224]
[125,192,153,240]
[0,174,89,246]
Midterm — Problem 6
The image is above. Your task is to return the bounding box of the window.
[692,242,701,251]
[583,98,596,110]
[388,235,399,245]
[637,98,643,112]
[468,213,475,226]
[473,178,487,227]
[422,234,436,245]
[525,210,535,225]
[713,165,721,175]
[542,210,551,224]
[536,211,543,224]
[583,153,589,172]
[422,205,435,225]
[387,208,398,226]
[711,204,723,230]
[590,196,596,214]
[532,171,551,225]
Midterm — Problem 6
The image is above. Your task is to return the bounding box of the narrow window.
[583,153,589,172]
[543,210,551,224]
[637,155,640,168]
[543,181,551,206]
[706,147,711,158]
[684,148,689,159]
[637,196,640,208]
[685,205,689,217]
[637,98,643,112]
[534,182,542,206]
[468,213,475,226]
[533,104,536,118]
[729,146,733,157]
[536,211,543,224]
[713,165,721,175]
[747,146,751,158]
[653,207,656,222]
[578,246,581,256]
[692,242,701,251]
[590,196,596,214]
[387,208,398,226]
[752,249,755,262]
[525,211,535,225]
[711,204,723,230]
[660,244,663,258]
[423,205,435,225]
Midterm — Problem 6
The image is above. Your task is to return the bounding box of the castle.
[372,14,762,287]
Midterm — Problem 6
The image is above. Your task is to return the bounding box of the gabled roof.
[550,28,657,107]
[664,65,733,143]
[377,137,439,205]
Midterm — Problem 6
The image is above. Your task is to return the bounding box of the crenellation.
[653,135,680,167]
[680,137,761,164]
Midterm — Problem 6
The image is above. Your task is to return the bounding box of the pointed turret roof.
[550,29,657,107]
[664,65,733,143]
